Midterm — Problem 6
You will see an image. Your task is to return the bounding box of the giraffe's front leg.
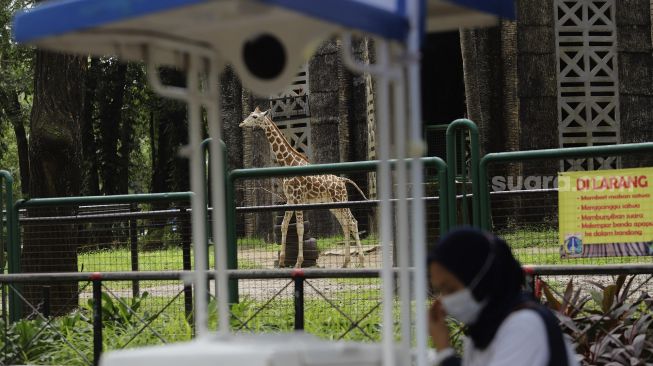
[280,210,293,267]
[295,210,304,268]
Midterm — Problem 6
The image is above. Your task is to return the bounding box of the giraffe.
[239,107,366,268]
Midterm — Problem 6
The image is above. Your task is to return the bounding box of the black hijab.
[428,227,526,350]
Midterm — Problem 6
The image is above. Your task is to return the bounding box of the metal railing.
[445,119,480,227]
[9,193,193,321]
[0,269,389,366]
[479,142,653,230]
[226,157,449,303]
[2,264,653,366]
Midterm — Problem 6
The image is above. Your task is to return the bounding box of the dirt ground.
[238,245,384,269]
[85,246,386,301]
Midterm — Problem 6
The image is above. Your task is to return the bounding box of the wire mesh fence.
[0,270,400,366]
[230,174,444,270]
[13,195,192,317]
[19,204,193,272]
[0,276,192,366]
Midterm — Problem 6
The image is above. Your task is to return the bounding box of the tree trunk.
[81,58,100,196]
[98,61,127,195]
[460,27,506,154]
[308,39,342,237]
[0,89,30,195]
[460,23,520,231]
[24,50,85,316]
[151,68,187,195]
[220,67,244,236]
[242,92,274,240]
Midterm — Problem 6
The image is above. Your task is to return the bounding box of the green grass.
[78,237,277,272]
[496,226,558,249]
[78,234,379,274]
[315,235,379,252]
[497,227,653,265]
[0,287,410,365]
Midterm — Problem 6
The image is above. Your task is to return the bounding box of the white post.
[206,59,231,336]
[186,52,210,337]
[391,60,412,360]
[407,1,429,366]
[145,44,221,338]
[375,38,397,366]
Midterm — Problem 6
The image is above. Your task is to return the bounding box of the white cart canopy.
[13,0,514,94]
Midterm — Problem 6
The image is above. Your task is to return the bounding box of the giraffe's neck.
[262,118,309,166]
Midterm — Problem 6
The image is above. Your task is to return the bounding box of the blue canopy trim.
[261,0,410,40]
[13,0,411,43]
[13,0,206,43]
[448,0,515,19]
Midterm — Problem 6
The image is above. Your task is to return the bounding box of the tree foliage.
[0,0,33,195]
[0,1,188,196]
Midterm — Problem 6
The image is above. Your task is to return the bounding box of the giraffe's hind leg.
[348,210,365,267]
[279,210,294,267]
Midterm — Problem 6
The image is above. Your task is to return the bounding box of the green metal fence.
[0,171,15,326]
[4,119,653,341]
[445,119,480,228]
[479,142,653,267]
[8,192,193,321]
[227,157,448,300]
[0,171,15,274]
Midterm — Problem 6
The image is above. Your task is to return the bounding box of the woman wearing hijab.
[427,227,579,366]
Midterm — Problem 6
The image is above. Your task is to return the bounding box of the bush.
[541,274,653,365]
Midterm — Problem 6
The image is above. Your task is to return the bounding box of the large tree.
[150,69,188,195]
[96,59,128,195]
[22,49,86,316]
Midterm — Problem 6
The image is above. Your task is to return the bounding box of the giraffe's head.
[239,107,270,129]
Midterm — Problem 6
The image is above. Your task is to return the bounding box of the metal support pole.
[374,38,396,366]
[390,58,411,358]
[42,285,51,318]
[180,208,194,325]
[446,119,480,228]
[146,43,215,336]
[206,58,231,335]
[406,2,429,365]
[92,277,103,366]
[129,203,139,298]
[292,270,305,331]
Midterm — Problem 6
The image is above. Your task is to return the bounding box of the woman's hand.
[429,299,452,351]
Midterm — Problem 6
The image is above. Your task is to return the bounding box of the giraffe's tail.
[341,178,368,200]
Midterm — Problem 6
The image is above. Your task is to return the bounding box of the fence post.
[91,273,103,366]
[445,120,480,228]
[42,285,51,318]
[226,162,239,304]
[129,203,140,298]
[1,171,22,322]
[292,269,305,331]
[180,208,194,325]
[201,138,212,245]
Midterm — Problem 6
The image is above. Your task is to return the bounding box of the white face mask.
[440,288,486,324]
[440,244,496,325]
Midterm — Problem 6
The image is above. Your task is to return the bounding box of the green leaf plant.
[541,275,653,365]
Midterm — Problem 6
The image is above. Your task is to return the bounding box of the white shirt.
[462,309,580,366]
